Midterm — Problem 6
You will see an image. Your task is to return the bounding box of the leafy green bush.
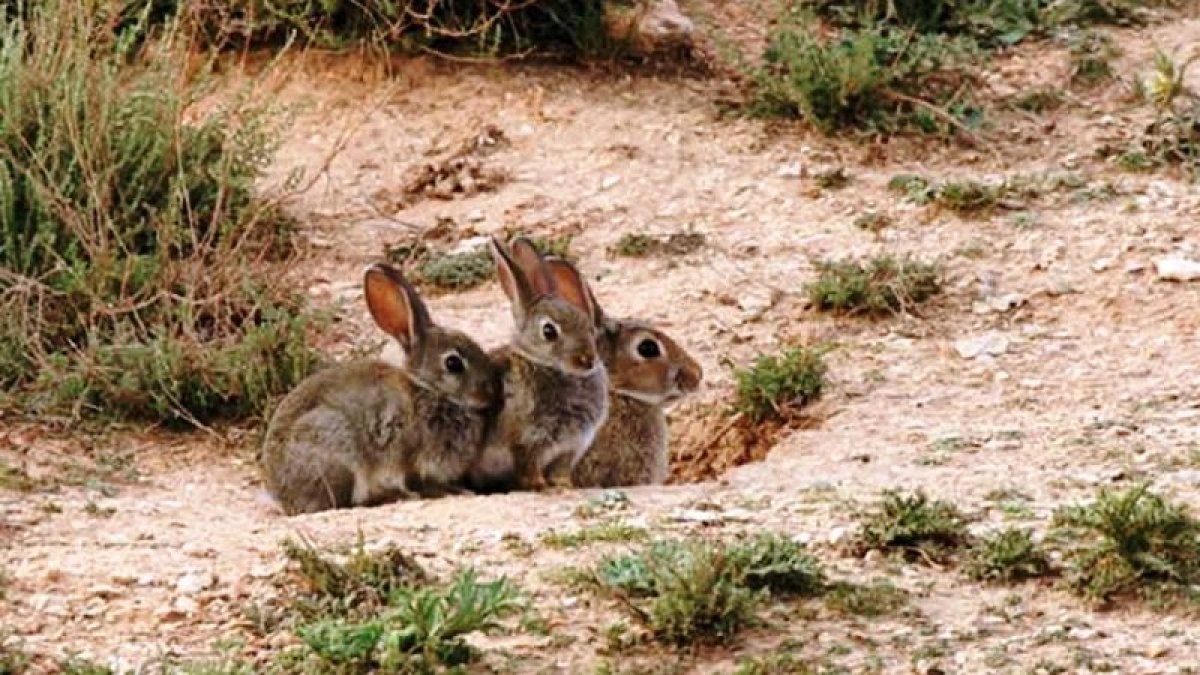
[964,527,1053,583]
[1052,484,1200,605]
[732,346,828,424]
[0,1,320,425]
[850,490,972,563]
[595,534,826,645]
[805,256,942,316]
[749,14,979,133]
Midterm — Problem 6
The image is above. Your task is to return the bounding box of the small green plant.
[1010,86,1067,113]
[0,462,39,492]
[600,541,763,646]
[612,233,657,257]
[734,642,813,674]
[724,534,827,597]
[0,566,8,601]
[297,569,522,671]
[1068,30,1120,87]
[1132,51,1200,177]
[964,527,1053,583]
[806,256,942,316]
[850,490,972,563]
[853,211,891,233]
[594,534,825,646]
[1051,484,1200,605]
[812,166,850,189]
[281,534,430,620]
[611,231,707,258]
[414,248,495,291]
[824,580,909,617]
[749,12,978,134]
[732,345,828,424]
[541,522,650,549]
[933,179,1002,213]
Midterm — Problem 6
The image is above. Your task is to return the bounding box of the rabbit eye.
[637,339,662,359]
[443,353,465,374]
[541,320,559,342]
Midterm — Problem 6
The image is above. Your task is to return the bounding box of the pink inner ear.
[545,260,594,318]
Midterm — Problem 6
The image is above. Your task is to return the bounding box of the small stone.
[1155,256,1200,282]
[175,572,215,595]
[601,175,621,190]
[777,162,802,178]
[1125,261,1146,274]
[1091,258,1112,272]
[954,332,1010,359]
[88,585,123,600]
[466,209,486,223]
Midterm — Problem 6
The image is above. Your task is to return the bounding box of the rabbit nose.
[574,354,596,372]
[676,365,701,392]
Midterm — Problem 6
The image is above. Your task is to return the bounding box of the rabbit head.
[489,236,600,378]
[364,263,499,411]
[545,257,702,406]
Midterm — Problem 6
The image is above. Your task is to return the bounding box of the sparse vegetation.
[276,536,523,671]
[806,256,942,316]
[824,579,910,617]
[850,490,973,563]
[732,345,828,424]
[595,534,827,646]
[1010,86,1067,112]
[0,0,320,426]
[964,527,1053,583]
[1068,30,1120,87]
[417,249,496,291]
[541,522,650,549]
[1051,484,1200,606]
[611,231,707,258]
[1131,51,1200,177]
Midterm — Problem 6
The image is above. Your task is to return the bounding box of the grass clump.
[732,345,828,424]
[1068,30,1120,87]
[611,231,707,258]
[964,527,1053,583]
[1051,484,1200,606]
[541,522,650,549]
[0,1,320,426]
[281,534,430,619]
[278,536,523,672]
[415,249,495,291]
[297,569,523,672]
[595,534,826,646]
[805,256,942,316]
[749,10,979,134]
[1132,52,1200,178]
[823,579,909,617]
[850,490,972,563]
[1010,86,1067,112]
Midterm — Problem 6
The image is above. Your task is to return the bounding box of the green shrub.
[850,490,972,563]
[806,256,941,316]
[964,527,1053,583]
[595,534,825,646]
[282,534,430,620]
[0,1,320,425]
[1051,484,1200,605]
[749,15,978,133]
[732,346,828,424]
[823,579,910,617]
[297,569,522,671]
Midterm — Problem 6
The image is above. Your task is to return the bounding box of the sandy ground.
[3,6,1200,673]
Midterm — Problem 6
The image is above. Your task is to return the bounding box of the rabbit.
[554,257,703,488]
[466,236,609,493]
[259,263,501,515]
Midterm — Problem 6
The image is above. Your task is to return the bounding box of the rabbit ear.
[510,236,556,299]
[490,236,535,311]
[542,256,596,320]
[363,263,431,353]
[545,257,605,328]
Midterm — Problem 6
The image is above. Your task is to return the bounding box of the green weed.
[611,231,707,258]
[281,534,430,620]
[1051,484,1200,605]
[806,256,942,316]
[850,490,972,563]
[964,527,1053,583]
[1068,30,1120,87]
[823,580,909,617]
[541,523,650,550]
[732,345,828,424]
[595,534,825,646]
